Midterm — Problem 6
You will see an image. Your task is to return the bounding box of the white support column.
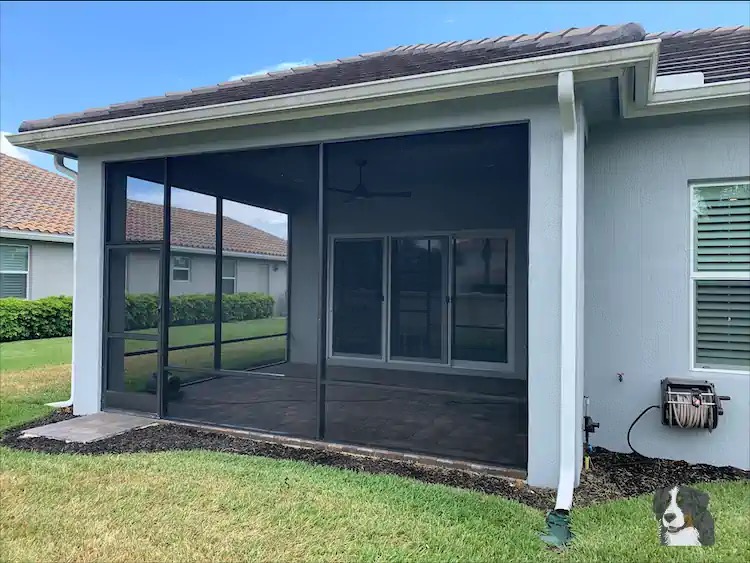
[555,70,581,510]
[72,158,106,415]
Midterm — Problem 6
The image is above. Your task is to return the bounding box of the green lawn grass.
[0,317,288,392]
[121,317,288,390]
[0,364,70,429]
[1,331,748,562]
[0,336,72,372]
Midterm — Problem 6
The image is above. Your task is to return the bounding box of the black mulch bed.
[3,412,748,511]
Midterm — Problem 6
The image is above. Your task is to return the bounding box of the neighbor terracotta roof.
[127,200,287,257]
[648,26,750,83]
[0,154,286,257]
[0,153,75,235]
[18,23,646,132]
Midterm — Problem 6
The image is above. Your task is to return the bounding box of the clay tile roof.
[126,200,287,257]
[0,155,286,257]
[648,26,750,83]
[0,154,75,235]
[15,24,748,134]
[18,23,646,132]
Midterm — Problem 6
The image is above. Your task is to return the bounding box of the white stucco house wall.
[0,154,288,312]
[8,23,749,508]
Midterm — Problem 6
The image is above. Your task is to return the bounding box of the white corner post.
[71,158,106,415]
[555,70,582,511]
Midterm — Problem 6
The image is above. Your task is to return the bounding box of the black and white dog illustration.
[653,485,715,546]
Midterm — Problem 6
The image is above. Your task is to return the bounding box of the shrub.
[0,292,274,342]
[0,295,73,342]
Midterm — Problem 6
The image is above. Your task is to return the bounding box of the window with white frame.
[171,255,191,282]
[691,181,750,372]
[0,244,30,299]
[222,258,237,294]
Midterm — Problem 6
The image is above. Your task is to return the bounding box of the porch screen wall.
[103,160,166,413]
[155,145,316,437]
[103,124,527,470]
[321,124,529,469]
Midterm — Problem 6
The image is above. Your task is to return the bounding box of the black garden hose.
[626,404,660,458]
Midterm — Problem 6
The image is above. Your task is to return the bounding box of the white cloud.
[229,59,313,81]
[1,131,33,161]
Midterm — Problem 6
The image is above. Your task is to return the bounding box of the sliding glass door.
[452,236,510,367]
[329,231,512,369]
[389,237,447,362]
[330,238,385,357]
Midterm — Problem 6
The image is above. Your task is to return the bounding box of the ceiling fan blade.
[327,187,355,194]
[368,191,412,198]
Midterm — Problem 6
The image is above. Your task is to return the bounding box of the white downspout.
[47,154,78,409]
[555,70,579,511]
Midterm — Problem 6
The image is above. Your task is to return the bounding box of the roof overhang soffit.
[620,55,750,118]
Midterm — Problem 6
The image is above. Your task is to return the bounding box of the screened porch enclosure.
[102,123,530,470]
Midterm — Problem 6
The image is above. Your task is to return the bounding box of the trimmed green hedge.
[127,291,275,330]
[0,296,73,342]
[0,292,274,342]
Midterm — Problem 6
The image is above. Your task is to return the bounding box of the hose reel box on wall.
[661,378,731,431]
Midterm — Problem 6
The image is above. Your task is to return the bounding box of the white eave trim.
[0,229,74,243]
[622,73,750,118]
[8,41,660,152]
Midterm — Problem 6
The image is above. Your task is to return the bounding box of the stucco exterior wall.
[0,237,74,299]
[125,250,286,314]
[585,109,750,470]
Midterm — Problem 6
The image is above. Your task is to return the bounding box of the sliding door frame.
[326,234,388,361]
[327,228,515,373]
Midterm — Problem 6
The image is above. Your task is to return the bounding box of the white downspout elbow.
[47,154,78,409]
[555,70,578,512]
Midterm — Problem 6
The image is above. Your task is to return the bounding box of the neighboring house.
[0,154,288,312]
[8,23,749,504]
[0,154,76,299]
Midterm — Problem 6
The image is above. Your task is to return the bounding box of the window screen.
[693,183,750,272]
[692,181,750,371]
[0,245,29,299]
[171,256,191,281]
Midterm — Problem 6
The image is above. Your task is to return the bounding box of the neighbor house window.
[222,258,237,294]
[691,181,750,372]
[0,244,29,299]
[171,256,191,282]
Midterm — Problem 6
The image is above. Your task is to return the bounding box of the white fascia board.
[0,229,74,244]
[622,65,750,118]
[169,245,287,262]
[7,41,660,152]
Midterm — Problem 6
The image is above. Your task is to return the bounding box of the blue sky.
[3,0,747,169]
[1,1,747,233]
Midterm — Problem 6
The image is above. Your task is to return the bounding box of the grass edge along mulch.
[3,411,747,511]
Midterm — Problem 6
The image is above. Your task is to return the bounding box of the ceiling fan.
[327,160,412,202]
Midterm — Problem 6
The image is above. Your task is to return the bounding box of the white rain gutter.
[47,154,78,409]
[7,41,660,153]
[555,70,578,512]
[0,229,74,243]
